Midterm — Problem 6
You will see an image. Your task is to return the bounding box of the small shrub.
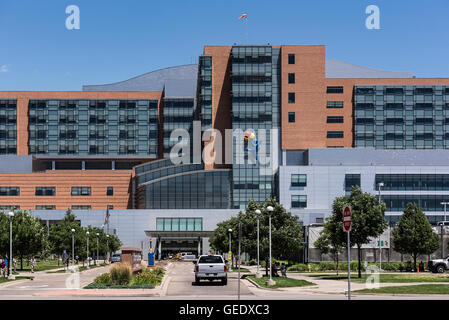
[319,262,336,271]
[94,272,111,284]
[110,262,132,285]
[287,264,308,272]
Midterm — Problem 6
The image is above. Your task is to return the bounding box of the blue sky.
[1,0,448,90]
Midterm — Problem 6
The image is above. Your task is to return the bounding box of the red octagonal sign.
[343,205,352,232]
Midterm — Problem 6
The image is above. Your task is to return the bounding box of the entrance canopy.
[144,230,214,238]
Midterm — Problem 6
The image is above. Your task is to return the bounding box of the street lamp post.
[71,229,75,266]
[96,233,99,265]
[255,209,262,278]
[86,231,90,268]
[228,228,233,272]
[106,234,110,264]
[266,205,275,286]
[440,202,449,259]
[8,211,14,279]
[377,182,384,272]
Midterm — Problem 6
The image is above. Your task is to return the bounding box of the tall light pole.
[266,205,275,286]
[96,233,99,265]
[86,231,90,268]
[228,228,233,272]
[8,211,14,279]
[440,202,449,259]
[255,209,262,278]
[71,229,75,266]
[377,182,384,271]
[106,234,110,264]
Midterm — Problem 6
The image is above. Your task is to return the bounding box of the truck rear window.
[199,256,223,264]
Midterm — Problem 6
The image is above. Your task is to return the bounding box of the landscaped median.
[246,275,315,289]
[305,273,449,283]
[354,284,449,295]
[84,262,165,289]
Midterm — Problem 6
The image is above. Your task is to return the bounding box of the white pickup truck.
[193,254,227,285]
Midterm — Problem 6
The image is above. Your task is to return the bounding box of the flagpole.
[245,18,248,44]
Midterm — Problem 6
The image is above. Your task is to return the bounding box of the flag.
[104,206,110,226]
[238,13,247,20]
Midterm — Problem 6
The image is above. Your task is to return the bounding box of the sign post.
[343,205,352,300]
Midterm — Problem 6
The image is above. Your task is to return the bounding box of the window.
[36,205,56,210]
[35,187,56,196]
[288,93,295,103]
[71,187,91,196]
[107,205,114,210]
[0,187,20,196]
[415,88,433,95]
[288,112,295,123]
[0,205,20,210]
[327,116,344,123]
[291,195,307,208]
[291,174,307,187]
[71,205,91,210]
[326,101,343,109]
[288,73,295,84]
[345,174,361,193]
[156,218,203,231]
[107,187,113,196]
[327,131,344,138]
[327,86,344,94]
[385,88,404,95]
[288,54,295,64]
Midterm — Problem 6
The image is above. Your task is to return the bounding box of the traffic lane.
[165,261,252,296]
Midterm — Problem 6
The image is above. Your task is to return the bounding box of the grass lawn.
[307,273,449,283]
[0,276,34,284]
[355,284,449,294]
[14,259,63,272]
[247,275,315,289]
[47,263,107,273]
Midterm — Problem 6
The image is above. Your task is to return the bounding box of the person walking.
[0,259,6,278]
[13,258,17,273]
[281,263,287,278]
[30,257,36,273]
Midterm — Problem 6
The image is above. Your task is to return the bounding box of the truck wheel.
[222,277,227,285]
[437,265,445,273]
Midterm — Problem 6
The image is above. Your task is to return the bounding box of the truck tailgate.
[198,264,225,273]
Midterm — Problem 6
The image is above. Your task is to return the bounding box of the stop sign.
[343,205,352,232]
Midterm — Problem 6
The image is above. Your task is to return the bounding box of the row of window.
[375,174,449,191]
[0,187,114,196]
[381,195,449,212]
[156,217,203,231]
[355,87,449,95]
[0,205,114,210]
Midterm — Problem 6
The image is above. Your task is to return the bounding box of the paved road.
[164,261,253,298]
[0,264,111,299]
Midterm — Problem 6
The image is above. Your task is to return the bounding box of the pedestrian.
[13,258,17,273]
[281,263,287,278]
[30,257,36,273]
[0,259,6,278]
[419,261,425,272]
[4,257,8,276]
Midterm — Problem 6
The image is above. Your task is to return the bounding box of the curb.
[245,276,279,291]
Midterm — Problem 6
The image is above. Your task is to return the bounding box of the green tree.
[210,198,303,274]
[314,221,344,275]
[324,186,388,278]
[84,226,121,263]
[393,203,440,270]
[48,209,86,264]
[0,210,48,270]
